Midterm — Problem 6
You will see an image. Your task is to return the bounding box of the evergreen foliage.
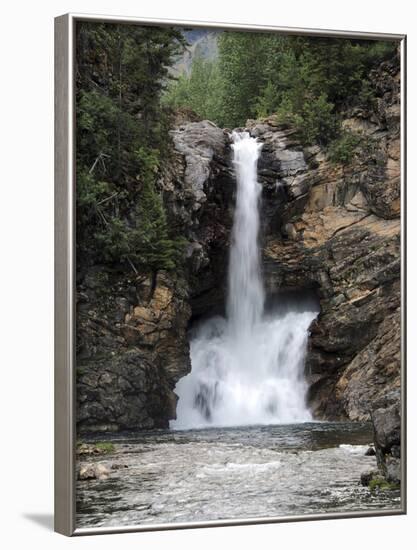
[162,57,222,122]
[164,33,397,148]
[76,22,186,272]
[96,147,184,272]
[327,131,362,165]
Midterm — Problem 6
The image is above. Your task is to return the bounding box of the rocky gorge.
[76,54,402,485]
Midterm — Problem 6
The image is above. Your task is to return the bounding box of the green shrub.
[275,94,339,146]
[328,131,362,165]
[298,94,339,146]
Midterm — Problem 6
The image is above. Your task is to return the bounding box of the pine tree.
[76,21,187,271]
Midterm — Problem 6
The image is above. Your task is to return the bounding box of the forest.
[76,22,186,272]
[164,33,395,143]
[76,22,396,274]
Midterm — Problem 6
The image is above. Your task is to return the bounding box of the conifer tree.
[76,21,186,272]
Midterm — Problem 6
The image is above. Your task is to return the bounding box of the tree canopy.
[76,22,186,272]
[164,33,398,145]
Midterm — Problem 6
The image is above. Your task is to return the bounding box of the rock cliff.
[76,55,401,436]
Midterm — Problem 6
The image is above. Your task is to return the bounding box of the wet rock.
[360,470,377,486]
[78,463,111,481]
[373,403,401,452]
[365,447,376,456]
[384,455,401,484]
[361,471,398,491]
[77,442,114,456]
[77,271,192,431]
[110,463,129,470]
[372,403,401,484]
[78,349,176,431]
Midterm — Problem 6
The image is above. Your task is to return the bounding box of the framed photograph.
[55,13,406,536]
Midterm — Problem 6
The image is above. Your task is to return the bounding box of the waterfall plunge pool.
[172,290,320,430]
[76,422,401,528]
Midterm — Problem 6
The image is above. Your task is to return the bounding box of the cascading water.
[227,132,264,336]
[171,131,318,430]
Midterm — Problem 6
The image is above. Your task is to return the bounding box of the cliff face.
[76,56,401,432]
[76,269,191,430]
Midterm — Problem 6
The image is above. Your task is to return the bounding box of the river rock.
[78,463,111,481]
[365,446,376,457]
[360,471,377,486]
[372,403,401,483]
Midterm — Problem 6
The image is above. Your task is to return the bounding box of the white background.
[0,1,414,548]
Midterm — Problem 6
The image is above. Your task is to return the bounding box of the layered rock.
[76,270,191,431]
[372,403,401,484]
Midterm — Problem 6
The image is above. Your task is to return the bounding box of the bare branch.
[89,152,110,175]
[127,257,138,275]
[96,192,119,207]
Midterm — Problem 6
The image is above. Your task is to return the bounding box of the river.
[76,422,400,528]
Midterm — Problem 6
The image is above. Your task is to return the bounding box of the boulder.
[78,463,111,481]
[372,403,401,484]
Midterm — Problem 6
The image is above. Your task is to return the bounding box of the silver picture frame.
[55,12,407,536]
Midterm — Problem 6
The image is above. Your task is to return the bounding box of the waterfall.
[170,132,318,430]
[227,132,264,336]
